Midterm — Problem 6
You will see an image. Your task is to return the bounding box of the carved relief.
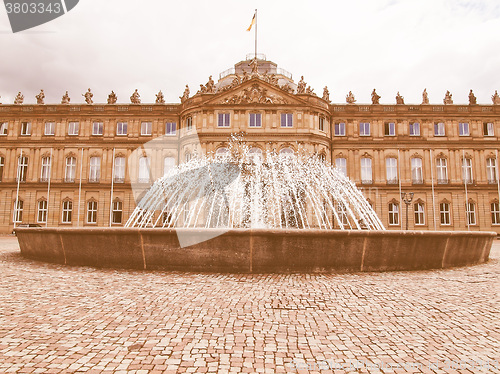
[346,91,356,104]
[218,83,288,105]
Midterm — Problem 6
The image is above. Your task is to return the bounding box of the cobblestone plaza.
[0,237,498,373]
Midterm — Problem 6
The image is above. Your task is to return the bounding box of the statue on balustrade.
[422,88,429,104]
[14,92,24,105]
[346,91,356,104]
[395,92,404,105]
[468,89,477,105]
[107,91,117,104]
[492,90,500,105]
[130,89,141,104]
[443,90,453,105]
[35,89,45,105]
[371,89,380,104]
[180,85,190,103]
[83,88,93,104]
[155,90,165,104]
[61,91,70,104]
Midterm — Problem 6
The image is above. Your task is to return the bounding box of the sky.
[1,0,499,105]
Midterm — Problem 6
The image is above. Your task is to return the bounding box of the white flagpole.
[254,9,257,59]
[14,148,22,228]
[77,148,84,226]
[398,149,403,229]
[430,149,436,230]
[109,148,116,227]
[46,148,53,227]
[463,149,469,231]
[496,150,500,214]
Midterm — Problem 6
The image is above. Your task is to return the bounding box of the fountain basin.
[15,228,495,273]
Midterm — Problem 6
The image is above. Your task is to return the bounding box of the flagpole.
[254,9,257,59]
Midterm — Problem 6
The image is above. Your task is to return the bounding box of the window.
[279,148,294,156]
[434,122,445,136]
[92,122,103,136]
[0,122,7,135]
[165,122,177,135]
[138,156,150,183]
[486,158,497,184]
[186,117,193,131]
[44,122,55,136]
[185,152,192,162]
[318,153,326,163]
[114,157,125,183]
[440,203,450,225]
[40,156,51,182]
[334,122,346,136]
[411,158,423,184]
[37,200,47,223]
[491,202,500,225]
[62,200,73,223]
[0,156,4,182]
[386,158,398,184]
[163,211,173,226]
[409,122,420,136]
[112,200,123,224]
[335,157,347,177]
[65,157,76,182]
[483,122,494,136]
[319,117,325,132]
[466,202,476,225]
[462,158,473,184]
[414,202,425,225]
[13,200,23,223]
[388,203,399,225]
[361,158,372,184]
[20,122,31,136]
[280,113,293,127]
[384,122,395,136]
[87,201,98,224]
[459,122,469,136]
[249,148,263,162]
[68,122,79,136]
[141,122,152,136]
[164,157,175,175]
[216,148,229,156]
[336,203,349,226]
[218,113,230,127]
[89,157,100,182]
[116,122,127,136]
[359,122,370,136]
[17,156,28,182]
[436,158,448,184]
[249,113,262,127]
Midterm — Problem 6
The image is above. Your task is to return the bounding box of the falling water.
[126,141,386,231]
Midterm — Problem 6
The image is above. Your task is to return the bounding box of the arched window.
[164,157,176,175]
[13,199,23,223]
[65,156,76,183]
[411,157,423,184]
[62,200,73,224]
[40,156,51,182]
[138,156,150,183]
[87,200,98,224]
[249,147,263,162]
[388,202,399,226]
[112,200,123,224]
[279,148,294,157]
[216,147,229,156]
[37,199,48,223]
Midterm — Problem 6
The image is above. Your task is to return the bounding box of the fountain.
[15,140,495,273]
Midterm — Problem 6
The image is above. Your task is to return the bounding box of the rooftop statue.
[322,86,330,102]
[107,91,117,104]
[155,90,165,104]
[297,76,306,94]
[468,89,477,105]
[422,88,429,104]
[346,91,356,104]
[180,85,190,103]
[35,89,45,105]
[371,89,380,104]
[198,84,207,94]
[492,90,500,105]
[206,75,215,93]
[242,71,250,82]
[130,89,141,104]
[14,92,24,105]
[443,90,453,105]
[61,91,70,104]
[305,86,315,95]
[395,92,404,105]
[83,88,93,104]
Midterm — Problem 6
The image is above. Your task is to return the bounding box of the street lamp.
[401,192,414,230]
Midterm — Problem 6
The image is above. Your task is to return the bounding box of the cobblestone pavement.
[0,236,499,374]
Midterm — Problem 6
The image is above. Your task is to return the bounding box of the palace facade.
[1,55,500,234]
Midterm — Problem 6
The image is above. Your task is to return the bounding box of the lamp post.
[401,192,414,230]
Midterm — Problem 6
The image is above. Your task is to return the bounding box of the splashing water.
[126,142,385,231]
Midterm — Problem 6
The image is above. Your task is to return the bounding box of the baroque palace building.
[1,54,500,234]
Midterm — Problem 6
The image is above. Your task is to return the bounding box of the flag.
[247,13,256,31]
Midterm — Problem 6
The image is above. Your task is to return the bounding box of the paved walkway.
[0,236,499,373]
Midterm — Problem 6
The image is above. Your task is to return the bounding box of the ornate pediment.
[216,82,289,105]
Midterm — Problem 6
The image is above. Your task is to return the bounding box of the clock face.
[4,0,80,33]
